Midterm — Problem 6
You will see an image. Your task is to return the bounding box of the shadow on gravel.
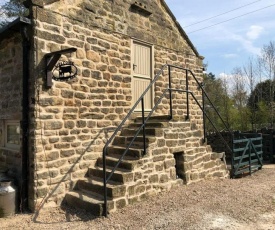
[60,203,98,222]
[31,203,98,224]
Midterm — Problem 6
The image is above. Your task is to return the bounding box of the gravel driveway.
[1,166,275,230]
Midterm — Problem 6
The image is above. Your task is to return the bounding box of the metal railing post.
[103,147,107,217]
[168,65,173,119]
[201,82,206,143]
[249,139,252,175]
[186,69,190,120]
[141,98,146,155]
[231,133,235,178]
[271,131,274,163]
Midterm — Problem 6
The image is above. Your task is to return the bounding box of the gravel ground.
[1,166,275,230]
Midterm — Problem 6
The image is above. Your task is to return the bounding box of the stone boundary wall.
[27,0,205,209]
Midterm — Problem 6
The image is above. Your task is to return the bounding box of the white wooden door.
[132,41,153,111]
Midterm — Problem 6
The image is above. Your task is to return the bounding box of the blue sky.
[165,0,275,77]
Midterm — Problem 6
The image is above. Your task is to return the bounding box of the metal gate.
[231,133,263,178]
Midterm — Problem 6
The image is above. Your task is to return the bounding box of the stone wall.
[0,33,23,182]
[27,0,205,209]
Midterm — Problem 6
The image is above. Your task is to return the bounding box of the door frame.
[131,38,155,111]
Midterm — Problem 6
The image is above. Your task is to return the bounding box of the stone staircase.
[65,116,229,215]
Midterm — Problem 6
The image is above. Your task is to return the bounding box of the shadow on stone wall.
[32,127,116,223]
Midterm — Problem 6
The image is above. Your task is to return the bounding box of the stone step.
[107,146,144,158]
[211,152,225,160]
[113,136,156,146]
[89,166,134,183]
[134,115,170,122]
[65,190,114,216]
[77,177,126,199]
[128,121,169,129]
[121,127,164,137]
[169,121,191,129]
[97,154,142,170]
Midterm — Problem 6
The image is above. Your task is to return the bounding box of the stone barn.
[0,0,228,215]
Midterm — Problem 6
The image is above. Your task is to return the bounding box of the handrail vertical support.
[168,65,173,120]
[141,98,146,155]
[201,82,206,143]
[103,147,107,217]
[231,133,235,178]
[249,140,252,175]
[186,69,190,120]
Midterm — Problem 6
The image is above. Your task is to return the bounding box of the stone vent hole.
[174,152,184,180]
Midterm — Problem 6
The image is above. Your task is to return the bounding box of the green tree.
[247,79,275,128]
[231,67,249,130]
[0,0,27,28]
[203,72,233,132]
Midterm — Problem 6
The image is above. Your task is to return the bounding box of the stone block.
[37,30,65,44]
[164,133,179,139]
[213,171,227,178]
[46,151,59,161]
[128,185,135,196]
[86,50,100,62]
[183,154,195,162]
[36,170,49,180]
[190,172,199,181]
[193,157,203,166]
[98,40,110,49]
[60,149,75,158]
[54,143,70,149]
[46,159,67,168]
[155,162,164,171]
[110,57,122,67]
[79,161,92,169]
[82,153,99,161]
[159,174,169,183]
[153,155,166,162]
[203,153,211,161]
[36,187,48,198]
[115,198,127,209]
[166,140,178,147]
[128,196,138,205]
[135,185,146,195]
[49,168,59,178]
[183,162,192,171]
[164,158,175,169]
[170,168,177,180]
[134,172,142,181]
[44,120,63,130]
[149,174,159,183]
[78,134,91,141]
[204,161,216,170]
[211,152,224,160]
[37,8,62,26]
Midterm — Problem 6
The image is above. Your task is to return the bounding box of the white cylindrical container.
[0,180,16,217]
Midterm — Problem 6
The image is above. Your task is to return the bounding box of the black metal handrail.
[187,68,234,153]
[102,64,168,216]
[102,64,233,216]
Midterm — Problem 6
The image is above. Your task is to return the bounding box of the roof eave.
[0,17,31,40]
